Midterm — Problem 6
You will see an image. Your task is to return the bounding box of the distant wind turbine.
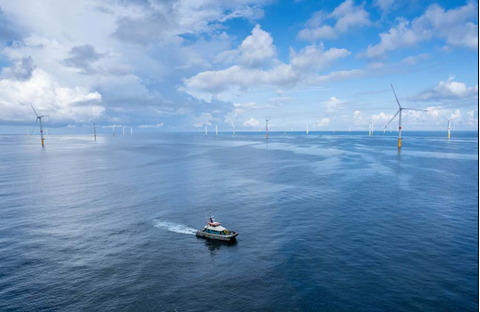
[306,124,309,135]
[265,119,270,140]
[92,122,97,140]
[205,126,208,135]
[112,126,115,136]
[30,103,49,146]
[123,127,125,136]
[442,115,452,139]
[216,125,218,136]
[130,127,133,136]
[384,84,427,148]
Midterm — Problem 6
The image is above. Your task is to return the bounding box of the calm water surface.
[0,132,478,311]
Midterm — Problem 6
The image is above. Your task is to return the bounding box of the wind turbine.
[232,123,235,136]
[122,127,125,136]
[92,122,97,140]
[306,124,309,135]
[112,126,115,136]
[215,125,218,136]
[30,103,49,146]
[384,84,427,148]
[441,115,452,139]
[130,127,133,136]
[265,119,270,140]
[205,126,208,135]
[368,122,372,136]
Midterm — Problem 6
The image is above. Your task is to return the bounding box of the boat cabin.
[205,225,229,235]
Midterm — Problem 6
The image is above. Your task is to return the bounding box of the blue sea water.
[0,131,478,312]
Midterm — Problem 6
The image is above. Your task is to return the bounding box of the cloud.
[298,0,370,41]
[322,96,345,112]
[411,76,478,101]
[1,56,35,81]
[401,53,429,65]
[374,0,394,16]
[63,44,105,74]
[0,68,104,124]
[243,117,260,127]
[138,122,164,128]
[182,27,351,101]
[316,117,330,126]
[238,24,276,68]
[365,2,478,58]
[109,0,267,46]
[193,112,214,127]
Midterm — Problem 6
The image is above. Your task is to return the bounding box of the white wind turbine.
[112,125,116,136]
[306,124,309,135]
[384,84,427,148]
[215,125,218,136]
[130,127,133,136]
[30,103,49,146]
[441,115,453,139]
[205,126,208,135]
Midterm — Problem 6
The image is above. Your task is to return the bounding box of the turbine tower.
[442,115,452,139]
[265,119,270,140]
[130,127,133,136]
[384,84,427,148]
[216,125,218,136]
[232,123,235,136]
[113,126,115,136]
[368,122,372,136]
[123,127,125,136]
[30,103,49,146]
[306,124,309,135]
[92,122,97,140]
[205,126,208,135]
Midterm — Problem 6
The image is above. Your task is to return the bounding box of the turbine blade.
[390,84,402,109]
[384,110,400,129]
[31,118,38,135]
[30,103,39,117]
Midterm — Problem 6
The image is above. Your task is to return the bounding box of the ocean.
[0,131,478,311]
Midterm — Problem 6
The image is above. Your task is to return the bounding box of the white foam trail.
[153,220,197,235]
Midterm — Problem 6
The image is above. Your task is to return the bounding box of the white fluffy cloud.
[298,0,370,41]
[316,117,330,127]
[243,117,260,127]
[182,26,351,102]
[322,96,345,112]
[365,2,478,58]
[412,76,478,101]
[0,67,103,124]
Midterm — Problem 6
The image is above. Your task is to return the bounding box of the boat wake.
[153,220,197,235]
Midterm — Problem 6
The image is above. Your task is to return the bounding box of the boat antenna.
[203,208,209,223]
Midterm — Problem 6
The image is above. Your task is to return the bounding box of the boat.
[196,212,238,241]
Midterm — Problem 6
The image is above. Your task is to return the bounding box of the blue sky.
[0,0,477,133]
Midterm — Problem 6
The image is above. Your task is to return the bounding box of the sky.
[0,0,478,133]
